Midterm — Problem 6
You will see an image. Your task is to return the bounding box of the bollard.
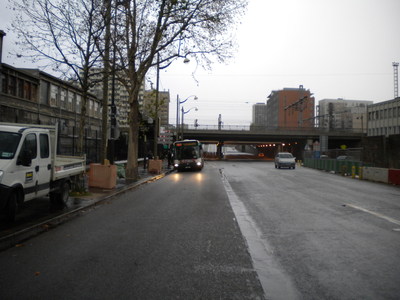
[359,166,363,180]
[341,165,347,176]
[351,165,356,179]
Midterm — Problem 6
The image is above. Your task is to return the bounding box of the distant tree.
[11,0,106,155]
[112,0,248,181]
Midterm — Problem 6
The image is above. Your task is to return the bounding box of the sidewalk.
[77,160,174,204]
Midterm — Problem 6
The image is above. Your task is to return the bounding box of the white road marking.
[345,203,400,226]
[221,170,300,300]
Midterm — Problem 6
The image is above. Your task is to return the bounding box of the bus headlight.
[196,162,202,166]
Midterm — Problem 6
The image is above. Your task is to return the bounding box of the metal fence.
[303,148,372,176]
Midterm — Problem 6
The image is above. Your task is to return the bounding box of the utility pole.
[0,31,6,96]
[393,62,399,98]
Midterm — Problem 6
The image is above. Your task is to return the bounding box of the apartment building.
[251,102,268,127]
[266,86,315,128]
[318,98,372,132]
[143,90,170,126]
[87,68,145,130]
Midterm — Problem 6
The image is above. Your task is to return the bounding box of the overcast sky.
[1,0,400,126]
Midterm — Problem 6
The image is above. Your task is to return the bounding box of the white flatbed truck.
[0,123,85,221]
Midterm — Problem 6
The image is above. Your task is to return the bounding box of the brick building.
[266,86,315,128]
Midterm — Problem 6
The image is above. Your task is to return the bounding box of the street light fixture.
[176,95,198,139]
[181,106,198,139]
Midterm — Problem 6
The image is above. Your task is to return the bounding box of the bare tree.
[112,0,248,180]
[11,0,106,154]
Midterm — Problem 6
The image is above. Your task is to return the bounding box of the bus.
[172,140,204,171]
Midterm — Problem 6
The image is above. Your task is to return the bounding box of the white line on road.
[345,203,400,226]
[221,170,300,300]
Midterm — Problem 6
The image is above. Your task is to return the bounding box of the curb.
[0,169,174,252]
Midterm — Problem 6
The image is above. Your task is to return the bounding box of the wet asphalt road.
[219,160,400,300]
[0,162,265,299]
[0,161,400,299]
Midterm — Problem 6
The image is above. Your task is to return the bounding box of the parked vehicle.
[275,152,296,169]
[0,123,85,221]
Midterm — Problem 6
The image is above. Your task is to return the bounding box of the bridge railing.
[165,124,364,135]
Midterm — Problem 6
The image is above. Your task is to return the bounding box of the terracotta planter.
[148,159,162,174]
[88,163,117,189]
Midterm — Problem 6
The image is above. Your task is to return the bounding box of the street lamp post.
[176,95,197,140]
[181,106,198,139]
[0,30,5,94]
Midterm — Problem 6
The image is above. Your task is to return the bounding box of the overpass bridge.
[167,125,364,158]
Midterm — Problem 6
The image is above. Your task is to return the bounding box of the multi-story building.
[143,90,170,126]
[266,86,315,128]
[318,98,372,132]
[367,97,400,136]
[0,63,102,160]
[87,68,145,130]
[251,102,267,128]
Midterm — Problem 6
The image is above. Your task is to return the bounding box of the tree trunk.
[101,0,111,164]
[78,90,88,155]
[125,91,140,181]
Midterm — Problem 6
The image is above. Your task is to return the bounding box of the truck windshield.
[0,132,22,159]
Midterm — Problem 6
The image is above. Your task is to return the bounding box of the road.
[0,161,399,299]
[218,160,400,300]
[0,163,265,299]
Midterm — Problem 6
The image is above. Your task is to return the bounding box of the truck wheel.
[58,181,70,208]
[50,181,70,209]
[6,192,18,222]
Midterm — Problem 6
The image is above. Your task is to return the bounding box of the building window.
[50,84,59,107]
[8,75,16,96]
[76,95,81,113]
[89,100,94,117]
[31,84,38,102]
[17,78,24,98]
[60,88,67,109]
[67,92,74,111]
[23,81,31,100]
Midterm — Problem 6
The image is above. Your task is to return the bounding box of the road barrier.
[303,158,366,176]
[304,158,400,185]
[389,169,400,185]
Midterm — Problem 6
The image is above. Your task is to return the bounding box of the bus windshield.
[174,142,201,160]
[172,140,204,171]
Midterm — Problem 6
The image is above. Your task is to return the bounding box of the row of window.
[1,72,101,119]
[368,126,400,136]
[1,73,38,102]
[368,106,399,120]
[48,84,101,118]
